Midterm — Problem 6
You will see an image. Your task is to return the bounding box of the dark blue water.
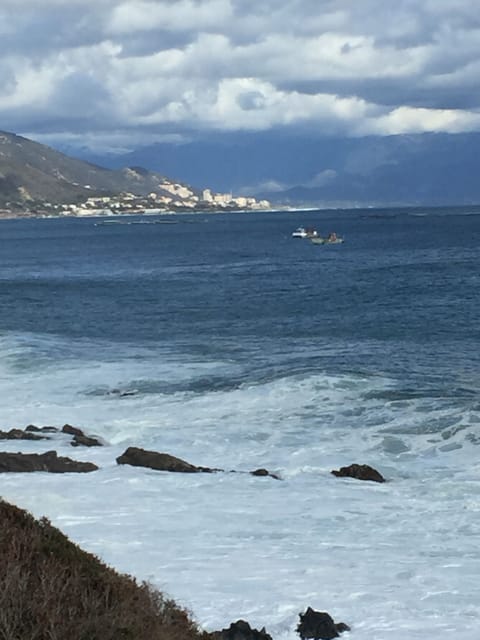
[1,207,480,391]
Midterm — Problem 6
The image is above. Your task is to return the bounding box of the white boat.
[292,227,318,238]
[292,227,308,238]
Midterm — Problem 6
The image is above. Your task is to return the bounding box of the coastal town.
[0,130,273,218]
[64,182,271,216]
[0,179,271,219]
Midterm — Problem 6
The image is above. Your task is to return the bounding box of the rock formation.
[331,463,385,483]
[297,607,350,640]
[0,450,98,473]
[116,447,219,473]
[210,620,273,640]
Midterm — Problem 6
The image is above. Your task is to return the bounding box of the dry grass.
[0,500,207,640]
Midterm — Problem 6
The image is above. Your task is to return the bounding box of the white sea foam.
[1,331,480,639]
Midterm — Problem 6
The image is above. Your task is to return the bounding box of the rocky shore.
[0,422,392,639]
[0,423,384,482]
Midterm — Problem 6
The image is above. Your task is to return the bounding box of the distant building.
[232,196,248,208]
[212,193,232,205]
[162,183,193,199]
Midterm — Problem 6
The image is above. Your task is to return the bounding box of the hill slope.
[0,131,189,206]
[0,499,205,640]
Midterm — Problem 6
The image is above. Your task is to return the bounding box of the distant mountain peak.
[71,130,480,207]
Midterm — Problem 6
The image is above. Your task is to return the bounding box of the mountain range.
[68,130,480,208]
[2,128,480,209]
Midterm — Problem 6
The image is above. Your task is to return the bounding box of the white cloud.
[0,41,120,113]
[240,33,429,82]
[363,105,480,135]
[108,0,233,34]
[123,77,373,133]
[0,58,64,110]
[2,0,480,147]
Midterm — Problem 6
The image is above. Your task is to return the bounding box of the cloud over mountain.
[2,0,480,152]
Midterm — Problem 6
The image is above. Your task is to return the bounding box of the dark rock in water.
[0,428,47,441]
[331,463,385,483]
[297,607,350,640]
[0,450,98,473]
[116,447,220,473]
[250,468,281,480]
[71,433,103,447]
[62,424,85,437]
[7,424,103,447]
[60,424,103,447]
[25,424,59,433]
[210,620,273,640]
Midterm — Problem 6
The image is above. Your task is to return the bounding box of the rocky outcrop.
[297,607,350,640]
[331,463,385,483]
[57,425,101,447]
[61,424,84,437]
[70,433,103,447]
[61,424,103,447]
[250,468,281,480]
[0,450,98,473]
[0,428,47,441]
[5,423,103,447]
[210,620,273,640]
[25,424,59,433]
[116,447,285,480]
[116,447,220,473]
[116,447,281,478]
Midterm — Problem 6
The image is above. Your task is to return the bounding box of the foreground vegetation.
[0,499,205,640]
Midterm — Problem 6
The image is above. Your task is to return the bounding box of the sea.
[1,206,479,639]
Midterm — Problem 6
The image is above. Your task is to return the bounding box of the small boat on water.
[292,227,319,238]
[311,233,344,245]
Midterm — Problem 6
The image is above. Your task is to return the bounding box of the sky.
[2,0,480,154]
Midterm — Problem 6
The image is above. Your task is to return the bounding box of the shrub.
[0,500,206,640]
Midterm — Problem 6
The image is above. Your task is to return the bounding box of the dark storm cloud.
[2,0,480,150]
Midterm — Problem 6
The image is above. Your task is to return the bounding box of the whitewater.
[1,207,479,639]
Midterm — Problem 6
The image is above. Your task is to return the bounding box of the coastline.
[0,206,284,220]
[1,207,479,639]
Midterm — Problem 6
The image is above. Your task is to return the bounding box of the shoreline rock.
[250,468,281,480]
[209,620,273,640]
[331,463,385,483]
[62,424,103,447]
[116,447,281,479]
[0,450,98,473]
[297,607,350,640]
[116,447,221,473]
[0,428,47,441]
[3,424,104,447]
[25,424,59,433]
